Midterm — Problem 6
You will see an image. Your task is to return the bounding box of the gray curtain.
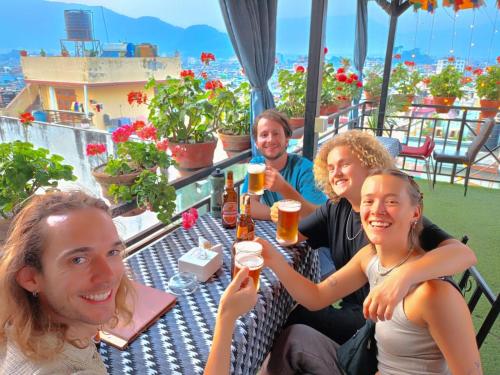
[219,0,277,155]
[350,0,368,127]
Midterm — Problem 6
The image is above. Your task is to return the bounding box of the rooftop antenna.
[101,6,110,43]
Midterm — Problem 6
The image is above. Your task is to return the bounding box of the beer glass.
[234,240,262,256]
[233,252,264,290]
[247,163,266,195]
[276,200,301,246]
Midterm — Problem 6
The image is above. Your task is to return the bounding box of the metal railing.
[44,109,94,127]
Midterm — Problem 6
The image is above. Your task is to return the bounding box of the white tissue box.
[178,245,223,282]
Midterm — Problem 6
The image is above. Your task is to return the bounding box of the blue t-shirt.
[241,154,327,207]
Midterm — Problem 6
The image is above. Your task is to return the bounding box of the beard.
[262,145,288,161]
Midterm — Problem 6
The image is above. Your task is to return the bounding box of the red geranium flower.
[155,139,169,152]
[346,78,353,84]
[180,69,195,79]
[19,112,35,125]
[201,71,208,79]
[447,56,456,63]
[132,120,146,132]
[356,81,363,88]
[111,125,133,143]
[86,143,107,156]
[404,61,415,67]
[127,91,147,105]
[497,56,500,64]
[170,144,186,158]
[205,79,223,90]
[136,125,157,141]
[473,68,483,76]
[181,207,199,230]
[201,52,216,65]
[393,54,402,59]
[336,67,345,74]
[295,65,305,73]
[324,47,328,54]
[465,65,473,72]
[350,73,358,81]
[336,73,347,82]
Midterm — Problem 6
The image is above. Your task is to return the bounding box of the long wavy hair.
[366,168,424,251]
[0,191,134,361]
[313,130,395,200]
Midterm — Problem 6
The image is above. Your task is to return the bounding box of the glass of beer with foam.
[234,240,262,256]
[276,199,301,246]
[233,252,264,290]
[247,163,266,195]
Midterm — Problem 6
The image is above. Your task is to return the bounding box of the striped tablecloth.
[100,214,320,375]
[377,136,402,158]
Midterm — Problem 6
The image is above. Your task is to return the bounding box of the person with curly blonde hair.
[277,130,476,346]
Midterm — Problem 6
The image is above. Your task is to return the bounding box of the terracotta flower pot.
[364,92,380,106]
[91,164,155,216]
[479,99,500,119]
[432,96,456,114]
[169,140,218,170]
[289,117,304,130]
[217,130,251,152]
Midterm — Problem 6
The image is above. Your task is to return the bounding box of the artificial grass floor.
[415,178,499,374]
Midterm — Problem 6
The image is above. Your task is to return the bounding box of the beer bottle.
[222,171,238,229]
[236,195,255,241]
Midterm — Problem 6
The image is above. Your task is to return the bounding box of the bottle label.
[222,202,237,225]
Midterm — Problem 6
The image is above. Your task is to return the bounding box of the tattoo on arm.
[328,276,338,288]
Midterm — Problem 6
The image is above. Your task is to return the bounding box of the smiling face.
[327,145,370,208]
[360,174,421,248]
[33,207,125,334]
[255,117,289,161]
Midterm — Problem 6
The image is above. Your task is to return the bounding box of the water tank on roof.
[64,10,93,41]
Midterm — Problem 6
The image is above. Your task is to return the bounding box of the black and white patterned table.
[100,214,320,375]
[377,136,402,158]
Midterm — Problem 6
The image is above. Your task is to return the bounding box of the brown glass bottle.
[222,171,238,229]
[236,195,255,242]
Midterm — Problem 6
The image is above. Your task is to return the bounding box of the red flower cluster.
[201,52,215,65]
[295,65,305,73]
[336,73,347,82]
[337,67,345,74]
[447,56,456,63]
[497,56,500,64]
[180,69,195,79]
[324,47,328,55]
[461,77,473,84]
[205,80,223,90]
[182,207,199,230]
[201,71,208,79]
[393,54,402,59]
[128,91,148,105]
[473,68,483,76]
[136,125,157,141]
[465,65,473,72]
[404,61,415,67]
[19,112,35,125]
[86,143,106,156]
[155,139,169,152]
[111,125,133,143]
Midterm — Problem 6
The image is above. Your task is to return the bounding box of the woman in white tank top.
[259,168,481,375]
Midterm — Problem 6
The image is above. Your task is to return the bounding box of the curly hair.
[0,191,134,361]
[313,130,395,200]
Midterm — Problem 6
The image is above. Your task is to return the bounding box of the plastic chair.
[432,119,495,196]
[399,136,435,188]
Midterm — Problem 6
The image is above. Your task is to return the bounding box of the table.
[377,136,402,158]
[100,214,320,375]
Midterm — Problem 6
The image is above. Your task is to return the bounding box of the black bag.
[336,319,378,375]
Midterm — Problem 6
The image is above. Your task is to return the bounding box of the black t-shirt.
[299,198,453,306]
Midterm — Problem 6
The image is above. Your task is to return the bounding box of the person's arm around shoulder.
[419,280,482,375]
[257,237,371,311]
[204,268,258,375]
[363,234,476,321]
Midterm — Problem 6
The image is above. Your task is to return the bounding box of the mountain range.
[1,0,497,61]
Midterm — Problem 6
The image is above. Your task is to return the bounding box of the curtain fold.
[351,0,369,127]
[219,0,278,155]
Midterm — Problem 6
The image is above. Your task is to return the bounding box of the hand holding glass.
[247,163,266,195]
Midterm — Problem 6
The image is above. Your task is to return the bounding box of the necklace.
[377,248,414,277]
[345,208,363,241]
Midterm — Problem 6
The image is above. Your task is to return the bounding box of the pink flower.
[136,125,157,141]
[182,207,199,230]
[86,143,106,156]
[295,65,305,73]
[132,120,146,132]
[155,139,169,152]
[111,125,133,143]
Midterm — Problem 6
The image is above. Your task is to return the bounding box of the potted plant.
[389,61,422,111]
[216,81,251,153]
[0,141,76,241]
[276,65,307,129]
[321,60,362,115]
[137,52,226,170]
[363,66,383,104]
[428,64,464,114]
[89,122,176,224]
[475,65,500,118]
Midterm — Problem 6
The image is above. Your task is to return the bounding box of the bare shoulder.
[357,244,376,271]
[413,279,464,310]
